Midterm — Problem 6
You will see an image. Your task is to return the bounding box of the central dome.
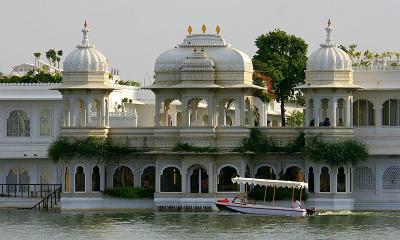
[154,33,253,73]
[63,23,108,72]
[307,22,352,71]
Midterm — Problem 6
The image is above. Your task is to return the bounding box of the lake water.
[0,210,399,239]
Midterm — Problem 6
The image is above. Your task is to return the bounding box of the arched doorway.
[75,166,85,192]
[160,167,182,192]
[217,166,239,192]
[284,166,304,181]
[65,166,71,193]
[320,167,331,192]
[113,166,134,187]
[255,166,276,179]
[308,167,315,193]
[337,166,346,192]
[141,166,156,188]
[190,166,208,193]
[92,166,100,192]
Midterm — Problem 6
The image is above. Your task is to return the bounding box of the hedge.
[104,187,154,199]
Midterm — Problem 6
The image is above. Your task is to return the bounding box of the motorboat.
[215,177,315,217]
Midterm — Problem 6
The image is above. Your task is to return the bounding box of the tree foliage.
[48,137,139,162]
[305,137,368,166]
[173,143,218,153]
[236,128,305,154]
[253,29,308,126]
[286,110,305,127]
[0,70,62,83]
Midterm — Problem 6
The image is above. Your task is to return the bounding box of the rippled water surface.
[1,210,400,239]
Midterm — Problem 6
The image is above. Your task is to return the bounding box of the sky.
[1,0,400,85]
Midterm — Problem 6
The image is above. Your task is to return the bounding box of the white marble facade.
[2,22,400,210]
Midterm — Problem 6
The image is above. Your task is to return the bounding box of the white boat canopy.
[231,177,308,189]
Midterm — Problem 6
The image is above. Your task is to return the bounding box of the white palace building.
[1,21,400,210]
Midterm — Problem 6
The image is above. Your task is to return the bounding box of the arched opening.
[255,166,276,180]
[190,166,208,193]
[218,98,240,126]
[160,167,182,192]
[7,110,30,137]
[309,98,315,126]
[337,167,346,192]
[75,166,85,192]
[92,166,100,192]
[160,98,181,127]
[383,99,400,126]
[308,167,315,193]
[284,166,304,181]
[320,167,330,192]
[217,166,239,192]
[320,98,330,126]
[113,166,134,187]
[188,98,208,126]
[353,99,374,126]
[141,166,156,188]
[336,98,345,126]
[65,166,70,193]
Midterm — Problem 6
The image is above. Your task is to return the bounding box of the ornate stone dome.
[154,33,253,73]
[63,22,108,72]
[307,21,352,71]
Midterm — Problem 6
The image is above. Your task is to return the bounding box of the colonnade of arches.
[155,95,260,127]
[305,96,351,127]
[63,96,109,128]
[306,166,350,193]
[306,97,400,127]
[64,165,156,193]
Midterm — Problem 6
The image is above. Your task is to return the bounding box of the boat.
[215,177,315,217]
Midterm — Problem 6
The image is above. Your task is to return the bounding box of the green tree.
[253,29,308,126]
[285,110,305,127]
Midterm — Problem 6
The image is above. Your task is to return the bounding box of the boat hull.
[216,202,308,217]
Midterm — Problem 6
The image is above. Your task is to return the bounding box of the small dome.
[181,49,214,71]
[63,24,108,72]
[307,23,352,71]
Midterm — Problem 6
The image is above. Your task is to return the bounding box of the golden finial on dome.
[188,25,192,35]
[84,20,88,28]
[201,24,206,34]
[328,18,331,27]
[216,25,221,34]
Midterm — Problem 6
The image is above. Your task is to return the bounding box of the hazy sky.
[2,0,400,84]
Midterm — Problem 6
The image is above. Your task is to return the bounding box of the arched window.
[320,167,330,192]
[160,167,181,192]
[39,110,51,136]
[337,167,346,192]
[92,166,100,191]
[217,166,239,192]
[7,110,30,137]
[383,99,400,126]
[6,167,30,193]
[308,167,315,193]
[353,166,375,192]
[353,99,374,126]
[75,166,85,192]
[255,166,276,180]
[382,166,400,190]
[284,166,304,181]
[113,166,134,187]
[141,166,155,188]
[190,166,208,193]
[40,167,52,184]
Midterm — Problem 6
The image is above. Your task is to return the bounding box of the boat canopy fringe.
[231,177,308,189]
